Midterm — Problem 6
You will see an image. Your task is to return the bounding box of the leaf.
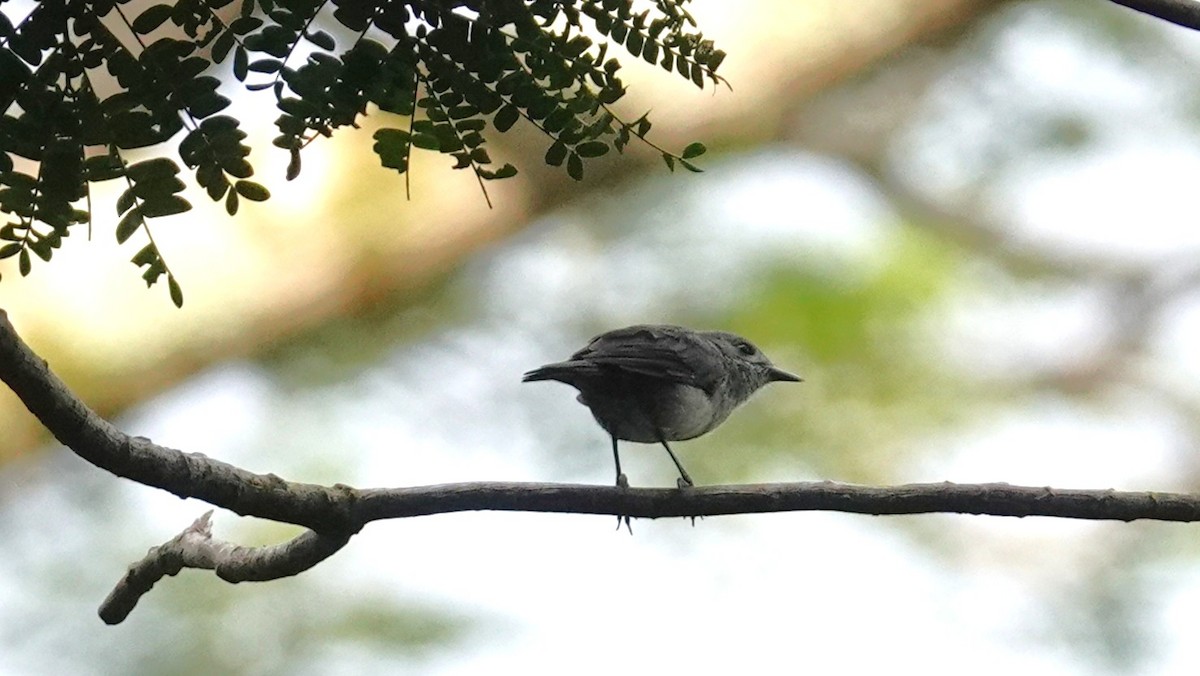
[411,132,440,151]
[233,47,248,81]
[132,4,173,34]
[567,152,583,181]
[0,243,21,259]
[212,31,235,63]
[116,210,143,244]
[126,158,180,183]
[116,189,137,215]
[576,141,609,158]
[682,142,706,159]
[287,148,302,181]
[230,16,263,34]
[140,195,192,218]
[494,105,519,132]
[373,129,410,171]
[545,141,567,167]
[168,275,184,308]
[85,155,125,182]
[307,30,335,50]
[235,180,270,201]
[491,163,517,179]
[247,59,283,73]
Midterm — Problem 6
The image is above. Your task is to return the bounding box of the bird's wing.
[569,325,720,391]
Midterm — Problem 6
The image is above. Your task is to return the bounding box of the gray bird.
[523,324,801,487]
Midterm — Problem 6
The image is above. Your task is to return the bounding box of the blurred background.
[4,0,1200,673]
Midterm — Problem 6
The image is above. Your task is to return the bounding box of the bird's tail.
[522,361,595,383]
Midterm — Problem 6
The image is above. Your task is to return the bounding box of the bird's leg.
[612,436,632,534]
[659,439,694,487]
[612,435,626,488]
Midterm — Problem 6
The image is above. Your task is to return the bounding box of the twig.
[97,511,351,624]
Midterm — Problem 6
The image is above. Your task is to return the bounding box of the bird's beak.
[767,367,802,382]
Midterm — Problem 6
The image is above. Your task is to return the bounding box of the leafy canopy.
[0,0,725,305]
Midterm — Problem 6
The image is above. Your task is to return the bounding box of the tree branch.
[98,511,351,625]
[4,308,1200,624]
[0,309,359,534]
[1108,0,1200,30]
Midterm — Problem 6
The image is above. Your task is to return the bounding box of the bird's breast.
[577,381,725,443]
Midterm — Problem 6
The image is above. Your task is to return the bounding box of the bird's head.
[704,331,802,395]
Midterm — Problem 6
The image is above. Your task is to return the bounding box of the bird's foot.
[615,473,632,534]
[678,476,697,524]
[615,514,633,534]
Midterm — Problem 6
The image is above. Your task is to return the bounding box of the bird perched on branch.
[523,324,801,488]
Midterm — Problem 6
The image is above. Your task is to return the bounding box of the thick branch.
[0,310,358,533]
[1108,0,1200,30]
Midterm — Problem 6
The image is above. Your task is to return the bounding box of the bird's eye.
[736,341,756,356]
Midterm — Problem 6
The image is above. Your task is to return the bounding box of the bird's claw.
[615,473,631,533]
[615,514,632,534]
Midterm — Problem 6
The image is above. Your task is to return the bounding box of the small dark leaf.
[545,141,567,167]
[230,16,263,34]
[287,148,301,180]
[494,105,520,132]
[491,163,517,179]
[412,132,440,151]
[708,50,727,72]
[247,58,282,73]
[567,152,583,180]
[116,209,143,243]
[576,141,609,158]
[234,180,270,201]
[307,30,335,50]
[373,129,411,171]
[140,195,192,218]
[168,275,184,307]
[116,189,137,215]
[212,31,235,62]
[233,47,248,81]
[131,244,157,266]
[127,158,180,183]
[681,142,706,159]
[132,4,174,34]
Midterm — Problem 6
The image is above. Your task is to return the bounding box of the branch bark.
[1108,0,1200,31]
[98,512,351,624]
[3,309,1200,624]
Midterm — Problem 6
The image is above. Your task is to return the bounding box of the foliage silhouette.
[0,0,724,304]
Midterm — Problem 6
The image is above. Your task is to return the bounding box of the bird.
[523,324,801,488]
